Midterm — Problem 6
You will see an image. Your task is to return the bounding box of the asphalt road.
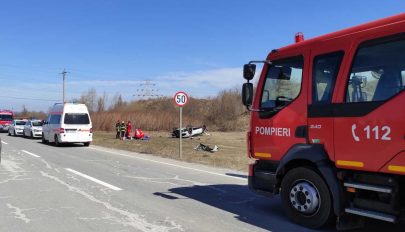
[0,134,403,232]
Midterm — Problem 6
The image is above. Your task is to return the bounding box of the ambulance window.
[64,113,90,124]
[312,52,343,104]
[50,115,61,124]
[346,37,405,103]
[260,56,303,109]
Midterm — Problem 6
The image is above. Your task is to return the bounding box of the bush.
[88,88,248,132]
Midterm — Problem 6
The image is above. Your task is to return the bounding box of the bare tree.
[96,92,108,112]
[80,88,97,112]
[21,105,29,117]
[110,93,126,110]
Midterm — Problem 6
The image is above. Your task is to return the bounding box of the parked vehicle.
[42,103,92,146]
[8,119,27,136]
[242,14,405,229]
[0,110,14,132]
[23,120,43,138]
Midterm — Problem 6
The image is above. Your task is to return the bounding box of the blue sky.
[0,0,403,111]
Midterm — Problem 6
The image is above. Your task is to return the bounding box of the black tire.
[280,167,334,229]
[8,130,11,136]
[42,133,47,144]
[30,132,34,139]
[54,135,60,147]
[83,142,90,147]
[13,130,16,137]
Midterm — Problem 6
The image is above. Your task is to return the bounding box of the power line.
[134,80,163,99]
[0,95,59,101]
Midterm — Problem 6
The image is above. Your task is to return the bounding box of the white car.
[23,120,43,138]
[8,120,27,136]
[42,103,93,146]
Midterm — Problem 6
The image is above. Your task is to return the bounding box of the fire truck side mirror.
[242,83,253,106]
[243,64,256,81]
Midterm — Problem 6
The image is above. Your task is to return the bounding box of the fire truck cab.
[0,110,14,132]
[242,14,405,229]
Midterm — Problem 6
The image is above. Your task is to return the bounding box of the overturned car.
[172,125,206,138]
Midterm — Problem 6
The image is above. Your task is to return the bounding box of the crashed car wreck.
[172,125,206,138]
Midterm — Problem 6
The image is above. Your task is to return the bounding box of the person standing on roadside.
[126,121,132,140]
[120,121,126,140]
[115,120,120,139]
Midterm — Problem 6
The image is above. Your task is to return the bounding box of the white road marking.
[1,141,8,144]
[89,147,246,181]
[21,150,40,158]
[6,203,32,224]
[40,171,182,231]
[65,168,122,191]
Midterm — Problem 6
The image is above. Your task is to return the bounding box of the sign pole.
[179,107,182,159]
[173,91,188,160]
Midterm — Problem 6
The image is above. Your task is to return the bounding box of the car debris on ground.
[194,143,219,153]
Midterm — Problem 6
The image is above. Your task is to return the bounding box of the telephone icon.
[352,124,360,142]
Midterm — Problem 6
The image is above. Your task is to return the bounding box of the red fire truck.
[242,14,405,229]
[0,110,14,132]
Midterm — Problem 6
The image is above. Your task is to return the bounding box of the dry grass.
[92,131,249,171]
[89,88,248,132]
[91,111,203,132]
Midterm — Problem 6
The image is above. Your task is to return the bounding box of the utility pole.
[60,69,68,103]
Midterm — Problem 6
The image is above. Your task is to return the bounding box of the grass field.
[92,131,249,171]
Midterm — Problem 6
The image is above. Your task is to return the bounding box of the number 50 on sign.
[174,92,189,107]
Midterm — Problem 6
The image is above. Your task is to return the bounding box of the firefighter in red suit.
[126,121,132,139]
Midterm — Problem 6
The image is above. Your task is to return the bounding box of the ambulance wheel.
[42,134,47,144]
[280,167,334,228]
[54,135,60,147]
[83,142,90,147]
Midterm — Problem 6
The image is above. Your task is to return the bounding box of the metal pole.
[60,69,67,103]
[63,73,66,103]
[179,107,182,159]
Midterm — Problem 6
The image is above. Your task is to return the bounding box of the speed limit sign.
[174,91,189,160]
[174,91,189,107]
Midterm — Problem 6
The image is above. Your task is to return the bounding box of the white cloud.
[68,80,143,86]
[153,67,249,98]
[3,66,263,111]
[158,68,243,87]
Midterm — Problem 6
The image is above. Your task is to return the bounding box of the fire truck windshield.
[0,114,13,121]
[260,56,303,111]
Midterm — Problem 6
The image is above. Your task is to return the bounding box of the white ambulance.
[42,103,92,146]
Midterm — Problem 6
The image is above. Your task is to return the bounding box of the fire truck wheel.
[280,166,333,228]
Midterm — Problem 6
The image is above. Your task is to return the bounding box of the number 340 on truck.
[242,14,405,229]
